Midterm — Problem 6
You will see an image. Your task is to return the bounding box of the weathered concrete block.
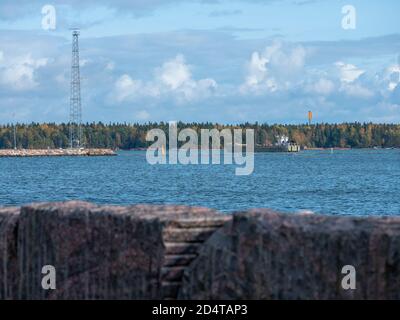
[0,207,20,300]
[179,210,400,300]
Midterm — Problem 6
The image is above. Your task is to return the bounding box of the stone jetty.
[0,148,116,157]
[1,202,400,300]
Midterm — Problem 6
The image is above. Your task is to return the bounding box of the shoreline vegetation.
[1,122,400,150]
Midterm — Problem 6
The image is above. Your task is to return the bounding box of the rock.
[4,202,400,300]
[17,201,161,299]
[0,207,20,300]
[15,202,227,299]
[179,209,400,300]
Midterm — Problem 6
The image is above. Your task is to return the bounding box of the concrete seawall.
[1,202,400,300]
[0,149,116,157]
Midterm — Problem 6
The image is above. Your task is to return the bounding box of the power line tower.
[69,29,82,148]
[12,112,17,150]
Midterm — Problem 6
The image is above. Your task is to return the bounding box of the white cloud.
[0,52,47,91]
[244,52,268,87]
[239,44,389,115]
[335,62,364,83]
[385,64,400,91]
[334,62,375,99]
[114,74,144,102]
[112,55,217,103]
[157,55,191,89]
[0,29,399,124]
[241,42,306,94]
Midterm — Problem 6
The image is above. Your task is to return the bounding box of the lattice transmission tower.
[69,30,82,148]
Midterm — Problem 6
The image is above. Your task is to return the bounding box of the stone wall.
[1,203,400,300]
[0,207,19,300]
[179,210,400,300]
[0,202,227,300]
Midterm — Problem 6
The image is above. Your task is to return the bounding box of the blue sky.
[0,0,399,124]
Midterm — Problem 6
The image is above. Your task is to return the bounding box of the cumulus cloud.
[157,55,192,90]
[236,40,400,124]
[333,62,375,99]
[335,62,365,83]
[0,51,48,90]
[240,42,391,103]
[114,74,144,101]
[241,42,306,94]
[0,27,399,124]
[112,55,217,103]
[385,64,400,92]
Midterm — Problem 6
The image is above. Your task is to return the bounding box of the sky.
[0,0,399,124]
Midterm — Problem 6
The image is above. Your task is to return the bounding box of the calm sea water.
[0,149,399,216]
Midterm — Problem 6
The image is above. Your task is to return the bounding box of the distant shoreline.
[1,147,398,154]
[1,123,400,150]
[304,147,351,150]
[304,146,398,150]
[122,146,398,151]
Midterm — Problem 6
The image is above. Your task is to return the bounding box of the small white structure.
[276,135,289,146]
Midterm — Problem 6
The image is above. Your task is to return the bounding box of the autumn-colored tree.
[0,122,399,149]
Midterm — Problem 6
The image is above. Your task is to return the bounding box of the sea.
[1,149,399,216]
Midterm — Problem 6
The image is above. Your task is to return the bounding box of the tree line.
[0,122,400,149]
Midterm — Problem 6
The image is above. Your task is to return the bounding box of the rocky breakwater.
[0,148,116,157]
[1,203,400,300]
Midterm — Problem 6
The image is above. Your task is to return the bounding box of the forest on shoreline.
[0,122,400,149]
